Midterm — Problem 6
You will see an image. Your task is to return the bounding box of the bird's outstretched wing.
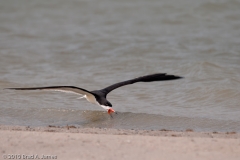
[102,73,182,95]
[6,86,94,97]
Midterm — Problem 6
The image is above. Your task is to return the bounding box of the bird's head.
[100,101,115,115]
[106,102,115,115]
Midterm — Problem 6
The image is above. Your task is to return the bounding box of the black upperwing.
[101,73,183,95]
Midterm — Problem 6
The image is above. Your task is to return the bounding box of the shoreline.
[1,125,240,160]
[0,125,239,138]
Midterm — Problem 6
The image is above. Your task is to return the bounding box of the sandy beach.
[0,125,239,160]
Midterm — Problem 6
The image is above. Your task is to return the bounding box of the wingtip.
[4,88,19,90]
[3,88,12,90]
[165,74,183,80]
[176,76,184,79]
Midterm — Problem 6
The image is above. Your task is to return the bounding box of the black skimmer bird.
[6,73,182,116]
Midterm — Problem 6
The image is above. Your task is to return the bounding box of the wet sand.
[1,125,240,160]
